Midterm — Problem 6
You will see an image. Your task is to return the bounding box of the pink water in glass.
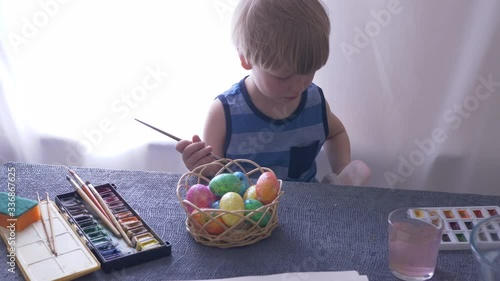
[389,219,442,280]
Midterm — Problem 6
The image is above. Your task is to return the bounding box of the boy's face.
[251,65,315,104]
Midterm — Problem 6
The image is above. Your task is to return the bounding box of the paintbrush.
[85,181,133,247]
[46,192,57,256]
[134,118,222,160]
[36,192,56,255]
[66,175,121,237]
[68,170,112,222]
[134,118,181,141]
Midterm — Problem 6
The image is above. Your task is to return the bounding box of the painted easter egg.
[258,212,271,227]
[244,199,263,216]
[243,185,258,201]
[255,171,280,205]
[209,173,242,197]
[211,200,220,209]
[233,171,251,196]
[191,208,226,235]
[185,184,215,213]
[219,192,244,226]
[244,199,271,227]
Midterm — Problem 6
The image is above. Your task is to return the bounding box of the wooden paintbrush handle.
[88,184,134,246]
[76,188,121,237]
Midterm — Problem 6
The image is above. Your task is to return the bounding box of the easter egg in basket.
[191,209,226,235]
[256,171,280,204]
[233,171,251,196]
[209,173,241,197]
[185,184,215,213]
[219,192,244,226]
[243,185,257,201]
[244,199,271,227]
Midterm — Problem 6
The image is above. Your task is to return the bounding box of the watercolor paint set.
[54,183,171,272]
[407,206,500,250]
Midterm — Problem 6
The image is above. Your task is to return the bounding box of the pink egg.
[185,184,215,213]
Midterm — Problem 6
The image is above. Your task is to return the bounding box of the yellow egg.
[243,185,258,201]
[219,192,244,226]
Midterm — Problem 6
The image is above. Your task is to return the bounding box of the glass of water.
[388,208,444,281]
[471,215,500,281]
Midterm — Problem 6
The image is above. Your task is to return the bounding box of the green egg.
[244,199,270,227]
[209,173,242,197]
[258,213,271,227]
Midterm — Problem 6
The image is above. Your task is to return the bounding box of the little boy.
[176,0,370,185]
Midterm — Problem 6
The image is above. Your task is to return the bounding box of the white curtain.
[1,0,499,195]
[318,0,500,195]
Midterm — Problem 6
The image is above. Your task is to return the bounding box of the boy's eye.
[274,75,292,80]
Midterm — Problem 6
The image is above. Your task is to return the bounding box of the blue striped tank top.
[217,77,329,182]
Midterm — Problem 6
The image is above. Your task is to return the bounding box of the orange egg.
[191,209,226,235]
[255,171,280,205]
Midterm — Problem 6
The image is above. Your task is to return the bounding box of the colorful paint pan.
[408,206,500,250]
[107,201,125,209]
[115,211,133,220]
[119,216,139,225]
[121,220,144,231]
[127,226,148,238]
[82,225,104,234]
[104,196,121,204]
[135,238,161,251]
[91,236,113,247]
[111,206,129,214]
[132,232,154,245]
[79,219,98,229]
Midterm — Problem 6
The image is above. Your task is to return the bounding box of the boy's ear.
[239,55,252,70]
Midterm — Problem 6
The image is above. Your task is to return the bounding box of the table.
[1,162,498,281]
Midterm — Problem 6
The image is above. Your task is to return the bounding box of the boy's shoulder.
[304,83,325,107]
[216,77,248,105]
[307,82,323,93]
[219,77,246,98]
[301,82,324,100]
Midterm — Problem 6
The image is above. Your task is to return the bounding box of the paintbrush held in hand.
[134,118,222,160]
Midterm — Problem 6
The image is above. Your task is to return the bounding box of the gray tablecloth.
[1,162,499,281]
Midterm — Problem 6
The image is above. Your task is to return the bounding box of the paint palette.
[0,200,100,281]
[55,183,171,272]
[408,206,500,250]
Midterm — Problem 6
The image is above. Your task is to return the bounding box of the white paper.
[182,271,369,281]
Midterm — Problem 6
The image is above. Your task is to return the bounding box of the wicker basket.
[176,158,284,248]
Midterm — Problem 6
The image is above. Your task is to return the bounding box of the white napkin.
[183,271,369,281]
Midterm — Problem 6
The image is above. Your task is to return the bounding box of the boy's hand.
[175,135,216,171]
[321,160,372,186]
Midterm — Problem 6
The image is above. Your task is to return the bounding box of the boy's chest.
[252,97,302,120]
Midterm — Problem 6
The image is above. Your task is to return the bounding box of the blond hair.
[231,0,330,74]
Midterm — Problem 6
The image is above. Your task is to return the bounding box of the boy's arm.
[323,100,351,175]
[203,99,226,159]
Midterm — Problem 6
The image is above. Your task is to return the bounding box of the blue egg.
[234,171,251,196]
[211,200,220,209]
